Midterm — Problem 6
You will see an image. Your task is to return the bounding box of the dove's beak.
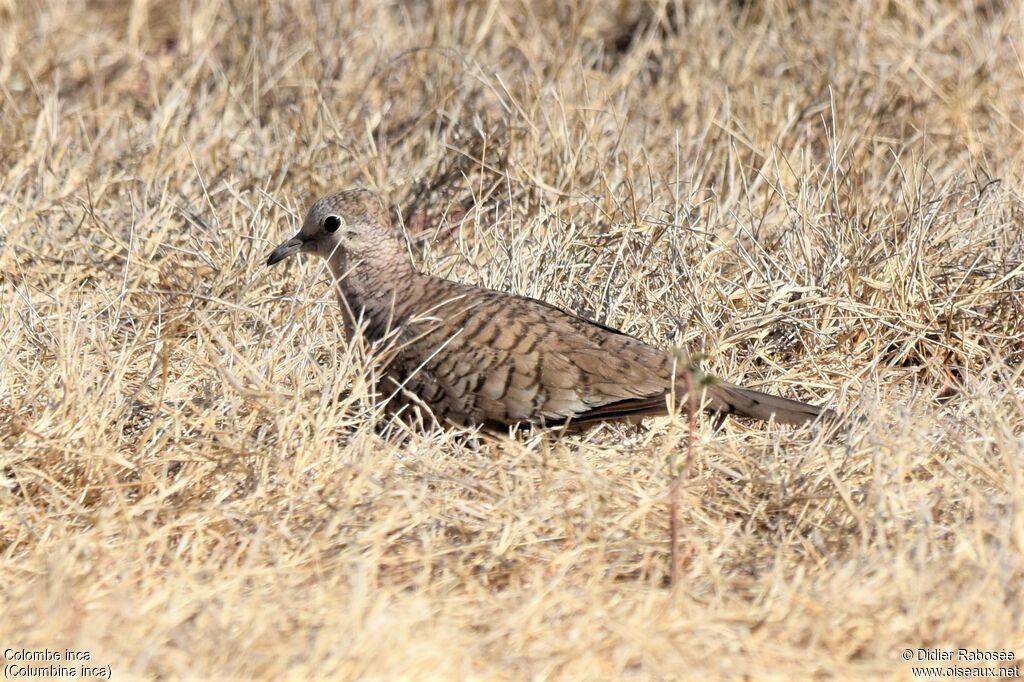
[266,234,309,266]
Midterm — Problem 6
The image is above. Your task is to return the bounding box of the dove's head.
[266,189,395,267]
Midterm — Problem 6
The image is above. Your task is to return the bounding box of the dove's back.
[383,276,823,428]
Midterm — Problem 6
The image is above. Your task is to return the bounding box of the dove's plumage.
[267,189,829,428]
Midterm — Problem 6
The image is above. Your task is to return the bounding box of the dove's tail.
[704,382,832,425]
[547,380,833,427]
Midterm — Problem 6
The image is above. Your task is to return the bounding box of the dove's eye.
[323,215,341,233]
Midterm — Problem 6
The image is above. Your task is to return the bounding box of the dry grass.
[2,0,1023,679]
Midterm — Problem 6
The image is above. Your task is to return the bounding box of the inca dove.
[267,189,830,428]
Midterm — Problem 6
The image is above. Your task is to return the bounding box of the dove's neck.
[326,242,422,341]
